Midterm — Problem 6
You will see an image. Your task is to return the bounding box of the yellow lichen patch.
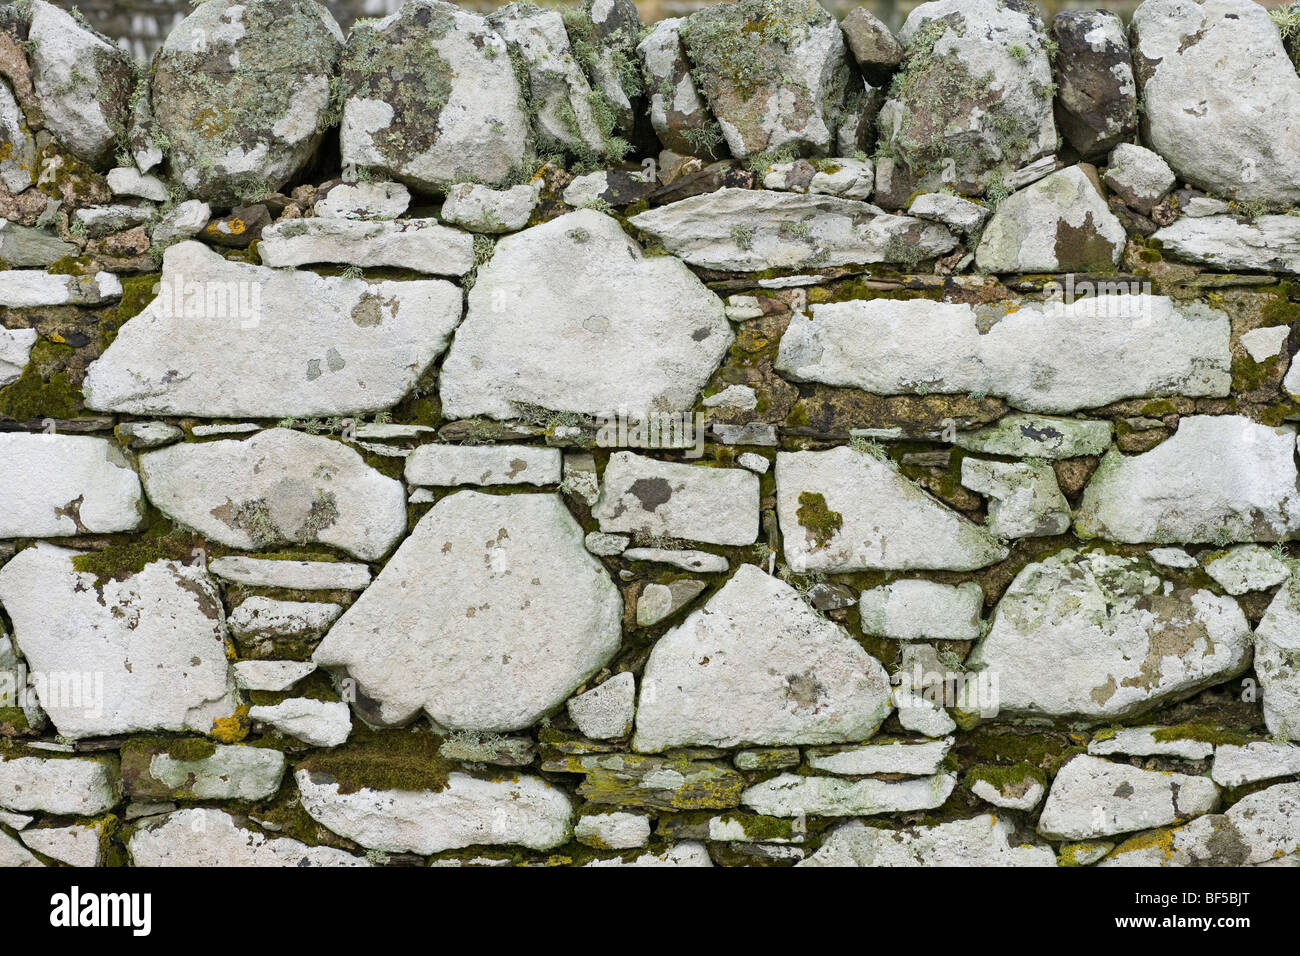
[209,705,252,743]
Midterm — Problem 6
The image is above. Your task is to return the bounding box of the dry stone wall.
[3,0,1300,868]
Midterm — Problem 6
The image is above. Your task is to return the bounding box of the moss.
[1149,722,1251,747]
[165,736,218,761]
[966,760,1046,791]
[0,357,80,421]
[1231,353,1278,392]
[296,726,452,795]
[795,491,842,549]
[70,512,201,588]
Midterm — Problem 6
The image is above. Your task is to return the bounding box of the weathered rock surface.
[0,83,35,194]
[0,221,74,267]
[139,428,406,561]
[315,491,621,731]
[1050,10,1136,159]
[1212,742,1300,788]
[0,755,119,814]
[1254,572,1300,742]
[1038,755,1219,840]
[742,771,956,817]
[1104,143,1175,215]
[257,218,474,274]
[405,443,562,487]
[806,737,951,777]
[954,414,1111,459]
[122,741,285,800]
[801,815,1055,867]
[575,810,650,850]
[839,6,902,84]
[228,599,342,648]
[960,458,1071,538]
[1088,726,1214,761]
[569,0,643,142]
[0,270,121,307]
[314,181,410,220]
[0,433,142,538]
[249,698,351,747]
[1202,545,1289,596]
[208,556,371,591]
[439,182,537,233]
[83,242,462,418]
[636,18,720,158]
[1075,416,1300,544]
[20,824,104,866]
[858,579,983,641]
[0,544,239,739]
[130,808,366,866]
[567,672,635,740]
[960,549,1251,723]
[440,210,729,420]
[0,326,34,387]
[634,564,892,751]
[1151,215,1300,275]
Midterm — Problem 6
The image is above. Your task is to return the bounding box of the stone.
[439,210,729,421]
[0,433,142,538]
[440,182,537,234]
[1147,548,1198,570]
[801,815,1055,867]
[0,221,75,267]
[733,749,801,773]
[569,0,643,141]
[20,824,103,867]
[807,737,952,777]
[207,556,371,591]
[955,414,1112,459]
[959,549,1251,723]
[736,452,769,474]
[249,699,351,747]
[257,218,473,275]
[202,203,270,249]
[0,755,119,814]
[636,18,720,158]
[621,548,729,573]
[339,0,528,191]
[636,579,705,627]
[106,167,170,202]
[567,672,636,740]
[547,753,743,810]
[1038,754,1219,840]
[742,772,956,817]
[1051,11,1137,159]
[405,444,562,487]
[1088,727,1214,761]
[130,808,366,867]
[1202,545,1290,596]
[563,169,656,208]
[151,0,341,203]
[0,544,239,739]
[1104,143,1176,215]
[0,831,40,866]
[150,199,210,248]
[315,181,410,220]
[1212,742,1300,788]
[115,421,183,450]
[1151,215,1300,275]
[315,491,621,731]
[296,768,571,853]
[960,458,1071,538]
[232,660,318,692]
[839,7,902,84]
[1240,325,1291,363]
[776,446,1008,572]
[585,842,713,867]
[0,81,35,193]
[974,166,1126,273]
[970,771,1046,812]
[1131,0,1300,204]
[873,0,1056,203]
[121,741,285,800]
[27,1,134,168]
[575,811,651,850]
[227,598,343,649]
[628,189,956,272]
[84,242,463,418]
[593,451,759,547]
[907,192,989,234]
[489,2,614,160]
[633,564,893,751]
[677,0,849,159]
[138,428,406,561]
[0,326,33,388]
[0,270,121,307]
[896,691,958,737]
[778,296,1230,415]
[1076,416,1300,544]
[858,579,983,641]
[1254,572,1300,741]
[584,532,628,557]
[73,203,153,239]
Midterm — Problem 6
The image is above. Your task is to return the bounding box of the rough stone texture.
[315,181,410,220]
[567,672,635,740]
[122,741,285,800]
[742,771,956,817]
[130,808,367,866]
[248,698,351,747]
[960,549,1251,723]
[840,7,902,85]
[1151,215,1300,275]
[806,737,951,777]
[405,443,561,487]
[1202,545,1290,596]
[1050,10,1136,160]
[207,556,371,591]
[1075,416,1300,544]
[228,599,342,646]
[0,222,75,267]
[1038,754,1219,840]
[802,815,1055,867]
[0,82,35,194]
[954,414,1111,459]
[1104,143,1175,215]
[0,270,121,306]
[960,457,1071,538]
[439,182,537,234]
[1254,572,1300,742]
[257,218,474,274]
[0,433,142,538]
[439,210,729,421]
[637,18,719,158]
[859,579,982,641]
[574,810,650,850]
[139,428,406,560]
[0,755,119,814]
[1212,742,1300,789]
[1088,727,1214,761]
[83,241,462,418]
[634,564,893,751]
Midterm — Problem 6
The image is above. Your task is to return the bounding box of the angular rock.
[257,218,473,275]
[621,548,728,573]
[593,451,758,547]
[130,808,366,867]
[150,199,210,248]
[139,428,406,561]
[0,81,35,193]
[584,532,627,557]
[742,772,956,817]
[0,326,34,388]
[969,769,1046,811]
[20,824,104,867]
[121,740,285,800]
[974,166,1126,273]
[0,270,121,307]
[960,458,1071,538]
[636,579,705,627]
[633,564,892,751]
[907,192,988,234]
[405,443,562,487]
[1132,0,1300,204]
[807,737,951,777]
[1212,742,1300,788]
[801,815,1055,867]
[0,221,75,267]
[440,183,538,234]
[546,752,743,810]
[1076,416,1300,544]
[636,18,720,158]
[208,556,371,591]
[1104,143,1175,215]
[1151,214,1300,275]
[0,544,239,739]
[858,579,983,641]
[1240,325,1291,364]
[315,491,621,731]
[1202,545,1290,596]
[73,203,153,239]
[960,549,1251,723]
[1051,11,1137,159]
[0,755,119,814]
[1038,754,1219,840]
[115,423,183,454]
[0,830,40,867]
[575,810,651,850]
[955,414,1112,459]
[0,433,142,538]
[629,188,955,272]
[839,7,902,85]
[1088,726,1214,761]
[568,0,643,142]
[84,242,462,417]
[296,767,571,853]
[439,210,728,420]
[340,0,529,192]
[776,446,1008,572]
[584,841,712,867]
[249,698,351,747]
[315,181,410,220]
[567,671,635,740]
[228,598,342,646]
[151,0,341,203]
[232,659,318,692]
[1254,572,1300,741]
[777,296,1231,414]
[107,167,170,203]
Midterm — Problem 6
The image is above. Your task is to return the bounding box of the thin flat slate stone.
[257,218,474,274]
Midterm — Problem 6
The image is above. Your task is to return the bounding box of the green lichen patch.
[795,491,842,550]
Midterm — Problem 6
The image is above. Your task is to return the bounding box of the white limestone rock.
[801,815,1055,867]
[0,755,119,814]
[633,564,893,751]
[1152,214,1300,275]
[629,189,956,272]
[960,549,1251,723]
[1147,548,1198,570]
[232,660,319,692]
[895,690,958,737]
[83,242,463,418]
[1202,545,1290,596]
[620,548,729,573]
[1088,727,1214,761]
[405,444,562,487]
[207,556,372,591]
[1210,742,1300,789]
[1075,416,1300,544]
[115,421,184,450]
[1038,754,1219,840]
[970,773,1046,812]
[228,598,343,645]
[636,579,705,627]
[0,433,143,538]
[584,841,713,867]
[593,451,759,547]
[139,428,406,561]
[249,698,351,747]
[636,18,718,157]
[0,327,34,388]
[1104,143,1176,215]
[0,831,42,866]
[439,182,538,234]
[1253,572,1300,741]
[777,296,1230,414]
[1240,325,1290,363]
[314,491,622,731]
[315,181,410,220]
[907,192,989,234]
[130,808,367,867]
[776,446,1008,572]
[567,672,636,740]
[806,737,952,777]
[150,199,210,248]
[257,218,473,274]
[0,82,35,194]
[0,270,121,307]
[135,744,286,801]
[960,458,1071,539]
[0,544,239,739]
[858,580,982,641]
[575,811,651,850]
[439,210,730,421]
[742,772,956,817]
[105,168,169,203]
[584,532,628,557]
[295,768,572,854]
[955,414,1112,459]
[20,824,104,867]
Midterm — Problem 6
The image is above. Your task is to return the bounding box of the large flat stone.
[1151,215,1300,275]
[801,815,1055,867]
[1038,754,1219,840]
[0,434,143,538]
[129,808,367,866]
[257,218,474,274]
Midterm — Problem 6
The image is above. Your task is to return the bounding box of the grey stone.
[567,671,636,740]
[801,815,1055,867]
[954,414,1112,459]
[257,218,474,275]
[636,579,705,627]
[0,755,119,814]
[1104,143,1176,215]
[960,457,1071,538]
[439,182,537,233]
[742,772,956,817]
[314,181,410,220]
[1151,214,1300,275]
[0,433,142,538]
[0,221,76,267]
[1038,754,1218,840]
[1051,10,1137,159]
[636,18,720,158]
[207,556,371,591]
[405,444,562,487]
[249,698,351,747]
[858,579,983,641]
[839,7,902,84]
[129,808,367,866]
[1202,545,1290,596]
[1254,572,1300,741]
